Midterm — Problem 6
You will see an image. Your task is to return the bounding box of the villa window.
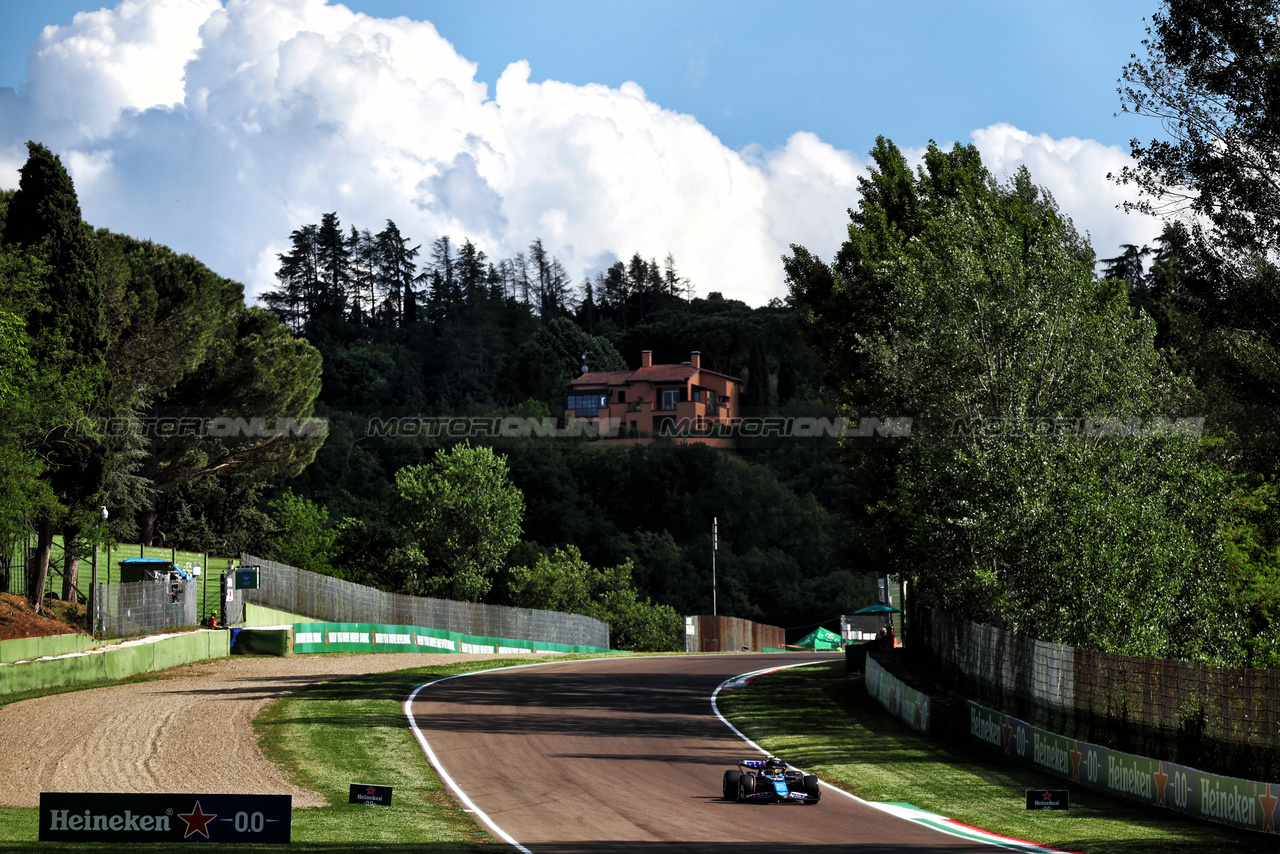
[567,392,607,416]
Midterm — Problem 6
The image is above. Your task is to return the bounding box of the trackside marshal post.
[40,793,291,843]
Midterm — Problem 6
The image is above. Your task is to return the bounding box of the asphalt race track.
[406,653,999,853]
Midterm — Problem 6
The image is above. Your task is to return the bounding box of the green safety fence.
[290,621,613,656]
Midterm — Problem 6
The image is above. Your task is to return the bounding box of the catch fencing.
[236,555,610,649]
[93,578,198,639]
[911,607,1280,781]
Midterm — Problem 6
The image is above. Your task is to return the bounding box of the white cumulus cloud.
[25,0,221,139]
[0,0,1153,307]
[971,123,1160,260]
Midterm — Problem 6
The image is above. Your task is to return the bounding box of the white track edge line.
[709,661,1065,854]
[405,672,535,852]
[403,653,845,854]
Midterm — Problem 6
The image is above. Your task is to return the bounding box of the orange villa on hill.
[565,350,741,444]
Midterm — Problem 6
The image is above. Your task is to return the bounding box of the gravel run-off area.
[0,651,519,808]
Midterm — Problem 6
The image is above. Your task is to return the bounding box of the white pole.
[712,517,717,617]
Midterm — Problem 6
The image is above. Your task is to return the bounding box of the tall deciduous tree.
[266,489,335,576]
[389,443,523,602]
[1,142,110,611]
[1116,0,1280,266]
[786,137,1238,661]
[508,544,682,651]
[1117,3,1280,479]
[510,317,626,410]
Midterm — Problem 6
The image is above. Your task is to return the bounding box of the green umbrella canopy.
[853,604,902,614]
[794,626,842,648]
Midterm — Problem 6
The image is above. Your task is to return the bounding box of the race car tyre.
[723,770,741,800]
[738,772,757,803]
[803,775,821,803]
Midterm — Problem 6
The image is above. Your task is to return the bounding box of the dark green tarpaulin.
[794,626,842,649]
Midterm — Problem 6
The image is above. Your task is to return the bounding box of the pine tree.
[265,224,319,333]
[348,225,377,325]
[429,235,458,321]
[456,238,488,304]
[314,212,349,327]
[374,220,421,329]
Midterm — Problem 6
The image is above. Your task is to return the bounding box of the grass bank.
[716,659,1272,854]
[0,654,612,853]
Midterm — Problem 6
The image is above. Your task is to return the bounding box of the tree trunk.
[28,513,54,613]
[138,505,157,548]
[61,525,80,602]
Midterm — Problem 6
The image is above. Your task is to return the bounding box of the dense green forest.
[0,144,870,652]
[253,211,869,646]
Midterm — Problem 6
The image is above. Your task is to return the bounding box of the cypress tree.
[2,141,109,611]
[4,142,106,364]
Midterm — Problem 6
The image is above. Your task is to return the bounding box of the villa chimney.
[690,351,701,370]
[641,350,653,368]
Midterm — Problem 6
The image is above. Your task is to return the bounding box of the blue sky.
[0,0,1164,304]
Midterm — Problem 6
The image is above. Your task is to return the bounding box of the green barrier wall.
[290,621,612,656]
[0,630,230,696]
[966,698,1280,834]
[0,632,97,664]
[231,628,292,656]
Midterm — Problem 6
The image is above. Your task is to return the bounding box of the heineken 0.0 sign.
[349,783,393,805]
[1025,789,1069,810]
[234,567,259,590]
[40,792,291,843]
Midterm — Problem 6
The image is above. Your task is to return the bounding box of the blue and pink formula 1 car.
[722,756,821,804]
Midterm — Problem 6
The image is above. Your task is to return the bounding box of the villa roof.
[570,362,740,388]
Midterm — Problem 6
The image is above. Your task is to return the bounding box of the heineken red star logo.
[178,801,217,839]
[1001,722,1013,754]
[1153,762,1169,807]
[1262,784,1278,833]
[367,786,377,795]
[1070,742,1083,782]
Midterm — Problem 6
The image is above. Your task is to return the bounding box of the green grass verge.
[717,660,1275,854]
[0,653,619,852]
